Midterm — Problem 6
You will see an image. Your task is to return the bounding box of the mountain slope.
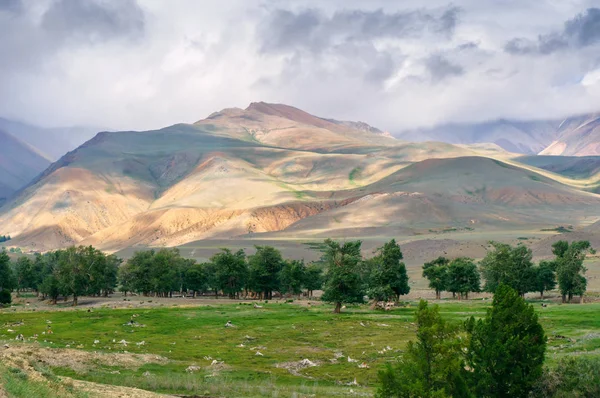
[0,130,50,204]
[539,113,600,156]
[0,117,99,160]
[2,103,600,251]
[397,119,561,154]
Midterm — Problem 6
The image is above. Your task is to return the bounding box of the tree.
[279,259,305,296]
[213,249,247,299]
[248,246,284,299]
[127,249,155,295]
[13,256,34,294]
[321,239,365,313]
[480,242,536,296]
[447,258,480,300]
[466,284,546,398]
[422,256,449,299]
[368,239,410,302]
[184,262,207,297]
[552,240,592,303]
[118,262,135,296]
[0,249,15,292]
[56,246,91,306]
[377,300,472,398]
[303,264,323,298]
[533,260,556,299]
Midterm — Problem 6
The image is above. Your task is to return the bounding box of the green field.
[1,299,599,397]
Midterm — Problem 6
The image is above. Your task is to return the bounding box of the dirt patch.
[1,344,168,373]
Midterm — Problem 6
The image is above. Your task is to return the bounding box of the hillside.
[0,130,50,205]
[2,103,600,251]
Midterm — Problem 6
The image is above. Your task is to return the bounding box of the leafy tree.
[38,251,62,304]
[377,300,472,398]
[447,257,480,300]
[303,264,323,297]
[422,256,450,299]
[480,242,536,296]
[203,262,219,298]
[552,240,592,303]
[56,246,92,306]
[279,259,305,296]
[248,246,284,299]
[151,248,184,297]
[127,249,156,295]
[466,284,546,398]
[213,248,247,299]
[321,239,365,313]
[184,262,207,297]
[13,256,34,294]
[533,260,556,299]
[368,239,410,303]
[0,249,15,292]
[118,262,135,296]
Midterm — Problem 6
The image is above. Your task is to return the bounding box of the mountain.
[1,102,599,252]
[397,119,561,154]
[397,111,600,156]
[0,130,51,205]
[0,117,99,160]
[539,113,600,156]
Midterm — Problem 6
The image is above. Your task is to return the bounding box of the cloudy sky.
[1,0,600,132]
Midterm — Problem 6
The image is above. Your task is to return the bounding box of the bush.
[0,289,11,304]
[531,356,600,398]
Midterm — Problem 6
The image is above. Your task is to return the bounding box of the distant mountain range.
[0,118,100,204]
[1,102,599,252]
[397,113,600,156]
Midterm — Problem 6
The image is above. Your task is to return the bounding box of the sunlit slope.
[2,103,600,251]
[273,157,600,238]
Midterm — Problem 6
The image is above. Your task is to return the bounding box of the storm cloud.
[505,8,600,55]
[1,1,600,133]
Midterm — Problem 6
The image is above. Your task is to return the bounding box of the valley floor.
[1,297,599,397]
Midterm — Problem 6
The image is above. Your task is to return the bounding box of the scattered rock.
[186,365,201,373]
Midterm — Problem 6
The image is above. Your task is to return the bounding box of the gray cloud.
[259,6,460,54]
[505,8,600,55]
[0,0,22,13]
[42,0,145,43]
[425,54,464,82]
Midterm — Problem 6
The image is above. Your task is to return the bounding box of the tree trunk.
[334,302,342,313]
[580,294,584,304]
[540,291,544,300]
[562,294,566,303]
[435,290,440,300]
[452,292,456,299]
[72,295,78,306]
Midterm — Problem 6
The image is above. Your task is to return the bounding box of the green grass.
[1,300,599,396]
[0,364,88,398]
[349,167,362,185]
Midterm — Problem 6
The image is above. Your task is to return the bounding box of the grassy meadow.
[1,299,599,397]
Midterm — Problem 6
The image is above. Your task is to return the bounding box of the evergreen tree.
[422,256,450,299]
[0,249,15,292]
[321,239,365,313]
[377,300,472,398]
[466,284,546,398]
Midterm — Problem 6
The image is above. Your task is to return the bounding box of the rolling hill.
[1,103,600,252]
[0,130,50,205]
[539,113,600,156]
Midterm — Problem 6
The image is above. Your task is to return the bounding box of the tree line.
[422,240,594,303]
[0,238,593,309]
[0,234,11,243]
